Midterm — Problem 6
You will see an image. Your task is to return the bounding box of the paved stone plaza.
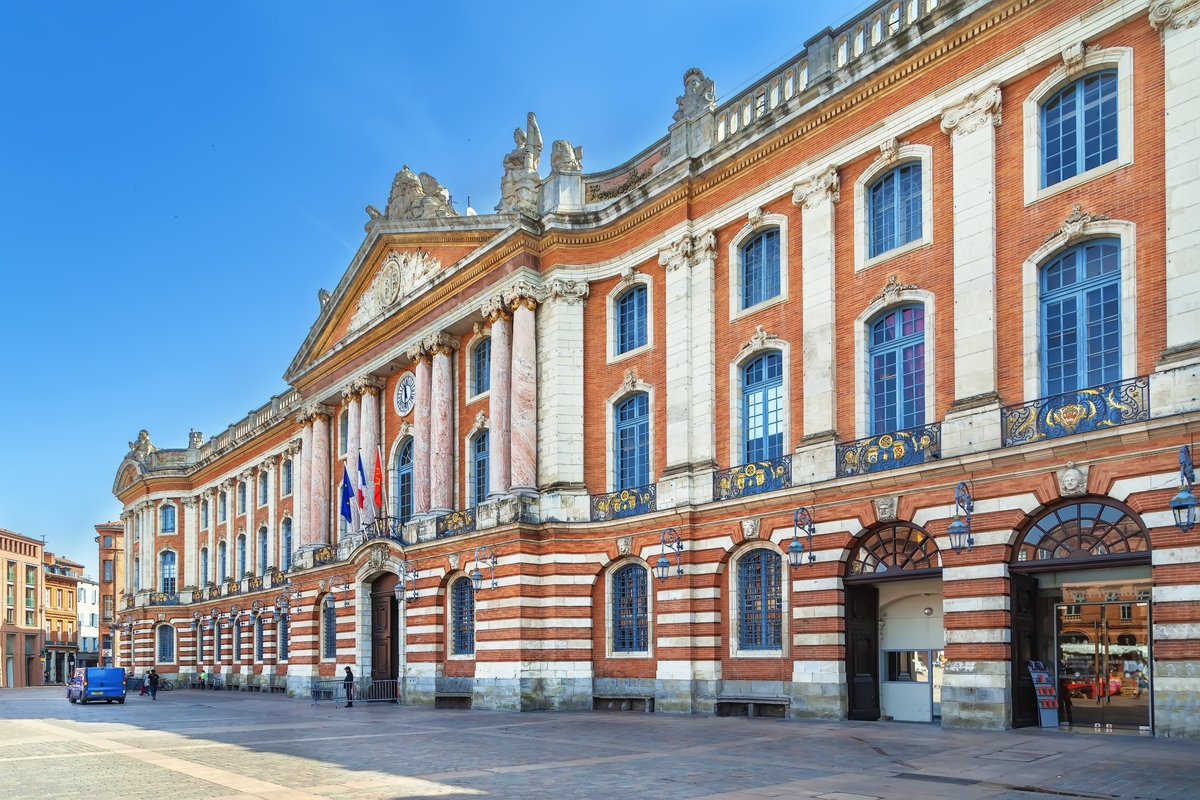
[3,688,1200,800]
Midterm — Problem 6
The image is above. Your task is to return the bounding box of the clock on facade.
[394,372,416,416]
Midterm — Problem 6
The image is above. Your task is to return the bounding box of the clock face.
[394,373,416,416]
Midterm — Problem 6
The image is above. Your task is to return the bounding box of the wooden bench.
[593,692,655,712]
[269,675,288,694]
[715,694,790,718]
[225,675,243,691]
[434,692,472,709]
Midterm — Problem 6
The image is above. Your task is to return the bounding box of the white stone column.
[795,167,839,438]
[430,335,458,513]
[144,503,156,593]
[533,279,588,505]
[182,497,197,590]
[409,347,433,515]
[298,420,313,546]
[486,304,513,497]
[344,388,361,532]
[509,293,538,495]
[309,408,331,544]
[357,377,384,513]
[661,235,694,474]
[690,232,718,472]
[940,85,1004,457]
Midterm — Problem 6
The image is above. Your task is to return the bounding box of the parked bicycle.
[159,679,175,691]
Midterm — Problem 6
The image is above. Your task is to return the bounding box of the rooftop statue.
[384,165,458,221]
[496,112,542,214]
[127,430,156,464]
[674,67,717,123]
[550,140,583,173]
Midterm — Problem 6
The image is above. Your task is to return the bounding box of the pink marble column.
[299,423,312,545]
[431,344,455,512]
[488,309,512,498]
[344,390,360,532]
[358,380,381,515]
[412,353,432,515]
[509,297,538,495]
[310,410,331,544]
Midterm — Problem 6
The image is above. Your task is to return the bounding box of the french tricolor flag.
[357,451,376,527]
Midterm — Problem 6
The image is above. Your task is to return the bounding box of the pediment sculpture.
[496,112,542,215]
[348,250,442,332]
[383,165,458,221]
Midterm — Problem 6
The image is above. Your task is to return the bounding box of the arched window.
[612,564,648,653]
[322,595,337,659]
[1041,240,1120,396]
[889,3,900,33]
[258,472,268,506]
[741,229,781,309]
[1015,500,1148,563]
[257,528,268,576]
[254,617,264,661]
[615,393,650,490]
[452,577,475,656]
[869,163,922,258]
[616,285,648,354]
[742,352,784,463]
[236,534,246,577]
[159,551,176,595]
[233,617,243,661]
[157,625,175,664]
[870,306,925,434]
[472,432,489,508]
[219,492,227,522]
[393,439,414,524]
[201,499,209,529]
[200,547,209,585]
[159,504,176,534]
[1042,71,1118,188]
[281,518,292,572]
[282,460,293,496]
[218,541,227,581]
[278,615,289,661]
[738,550,783,650]
[473,337,491,395]
[849,524,939,575]
[237,482,246,514]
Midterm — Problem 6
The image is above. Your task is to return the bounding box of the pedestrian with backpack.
[148,669,160,700]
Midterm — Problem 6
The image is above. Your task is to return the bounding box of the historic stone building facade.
[113,0,1200,735]
[94,521,124,667]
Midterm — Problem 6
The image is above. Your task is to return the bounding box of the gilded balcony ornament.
[436,508,477,539]
[837,425,941,478]
[1000,377,1149,447]
[713,455,792,501]
[312,544,339,567]
[591,485,657,522]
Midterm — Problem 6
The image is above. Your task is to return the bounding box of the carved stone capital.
[340,382,361,401]
[658,234,695,272]
[504,280,541,311]
[296,401,332,424]
[181,496,197,509]
[352,374,386,397]
[286,438,303,457]
[482,295,513,323]
[539,277,589,306]
[792,165,840,209]
[423,331,461,357]
[404,342,430,362]
[1150,0,1200,40]
[940,84,1002,140]
[696,231,717,261]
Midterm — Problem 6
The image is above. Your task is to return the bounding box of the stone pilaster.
[307,405,332,545]
[298,419,313,546]
[940,85,1004,456]
[509,291,539,496]
[343,386,361,533]
[408,345,433,516]
[181,497,198,589]
[428,333,459,513]
[485,302,513,497]
[356,375,385,517]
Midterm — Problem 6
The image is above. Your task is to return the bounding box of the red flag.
[374,446,384,511]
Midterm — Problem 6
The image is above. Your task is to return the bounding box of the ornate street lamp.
[471,546,497,592]
[1172,445,1197,533]
[331,575,351,607]
[655,528,683,581]
[947,482,974,555]
[789,508,817,569]
[394,560,419,603]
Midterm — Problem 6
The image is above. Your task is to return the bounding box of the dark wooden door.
[371,573,400,682]
[845,584,880,721]
[1011,572,1039,728]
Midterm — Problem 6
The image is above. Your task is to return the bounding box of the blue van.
[67,667,127,705]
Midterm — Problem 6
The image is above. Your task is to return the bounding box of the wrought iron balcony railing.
[247,575,264,591]
[1000,376,1150,447]
[207,585,222,600]
[836,424,941,478]
[148,592,179,606]
[591,485,657,522]
[436,508,477,539]
[190,589,204,603]
[714,455,792,502]
[312,544,340,567]
[364,516,410,546]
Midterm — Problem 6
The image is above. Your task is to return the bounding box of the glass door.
[1055,602,1149,731]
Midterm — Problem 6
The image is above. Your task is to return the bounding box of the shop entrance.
[844,524,943,723]
[1055,597,1149,731]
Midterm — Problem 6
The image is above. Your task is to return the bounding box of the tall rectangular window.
[103,560,113,582]
[870,306,925,434]
[742,352,784,463]
[452,579,475,656]
[1042,240,1121,396]
[282,461,293,496]
[472,433,489,508]
[1042,71,1118,188]
[615,394,650,490]
[741,230,781,309]
[323,600,337,659]
[869,163,922,257]
[473,338,491,395]
[258,473,268,506]
[616,286,648,354]
[738,550,783,650]
[612,564,649,653]
[278,616,289,661]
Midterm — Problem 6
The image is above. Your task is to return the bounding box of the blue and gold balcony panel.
[206,585,222,600]
[312,544,341,567]
[247,575,264,591]
[714,455,792,501]
[436,508,477,539]
[836,425,941,478]
[190,589,204,603]
[591,485,657,522]
[365,516,410,546]
[1001,376,1149,448]
[224,579,242,596]
[148,592,179,606]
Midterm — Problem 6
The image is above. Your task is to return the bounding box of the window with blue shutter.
[472,432,489,507]
[615,394,650,490]
[281,519,292,572]
[741,229,781,309]
[616,286,648,354]
[474,338,491,395]
[157,625,174,663]
[393,439,414,523]
[1041,240,1121,396]
[1042,71,1118,188]
[742,352,784,463]
[738,550,783,650]
[612,564,649,652]
[869,163,922,257]
[159,551,176,595]
[870,306,926,434]
[257,528,268,576]
[452,578,475,655]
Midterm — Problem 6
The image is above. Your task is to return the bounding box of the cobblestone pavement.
[3,687,1200,800]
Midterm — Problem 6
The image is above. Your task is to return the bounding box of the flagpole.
[377,444,389,528]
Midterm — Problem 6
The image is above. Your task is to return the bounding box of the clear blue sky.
[0,2,863,577]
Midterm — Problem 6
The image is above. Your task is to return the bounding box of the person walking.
[147,669,159,700]
[199,668,208,689]
[342,666,354,708]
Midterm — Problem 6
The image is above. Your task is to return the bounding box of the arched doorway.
[1010,498,1151,732]
[370,573,400,694]
[844,523,943,722]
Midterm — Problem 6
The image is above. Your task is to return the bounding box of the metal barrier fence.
[311,678,401,708]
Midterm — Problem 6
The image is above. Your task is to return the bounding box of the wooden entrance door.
[845,584,880,720]
[371,574,400,682]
